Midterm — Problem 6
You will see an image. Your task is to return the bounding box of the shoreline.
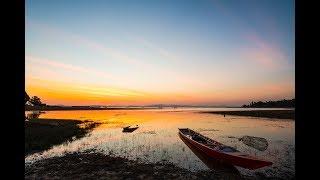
[200,110,295,120]
[25,152,253,180]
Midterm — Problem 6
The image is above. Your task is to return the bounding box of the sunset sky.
[26,0,294,106]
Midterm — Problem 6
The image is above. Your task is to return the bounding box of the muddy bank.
[200,110,294,119]
[25,118,99,155]
[25,152,257,180]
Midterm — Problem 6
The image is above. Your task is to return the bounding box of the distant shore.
[25,105,294,112]
[25,105,159,111]
[200,110,294,120]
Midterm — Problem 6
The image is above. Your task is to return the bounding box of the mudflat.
[25,152,254,180]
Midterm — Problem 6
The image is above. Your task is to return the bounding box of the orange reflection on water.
[37,109,294,142]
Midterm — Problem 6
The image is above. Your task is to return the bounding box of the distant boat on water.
[122,125,139,133]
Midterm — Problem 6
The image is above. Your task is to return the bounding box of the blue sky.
[26,0,295,106]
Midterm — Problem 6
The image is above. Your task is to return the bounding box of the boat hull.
[122,127,139,133]
[179,129,272,170]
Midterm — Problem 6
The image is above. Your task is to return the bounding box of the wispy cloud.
[26,55,116,80]
[27,21,146,67]
[210,1,289,69]
[242,34,288,68]
[27,21,193,84]
[26,55,151,98]
[133,36,181,62]
[71,35,143,66]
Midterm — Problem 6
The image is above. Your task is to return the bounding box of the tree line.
[242,99,295,108]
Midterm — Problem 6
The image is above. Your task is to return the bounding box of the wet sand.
[200,110,294,119]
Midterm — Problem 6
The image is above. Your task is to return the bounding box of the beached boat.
[178,128,272,169]
[178,133,240,174]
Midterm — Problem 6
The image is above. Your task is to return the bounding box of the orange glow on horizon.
[26,76,294,106]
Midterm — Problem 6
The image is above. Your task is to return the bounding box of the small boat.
[122,125,139,133]
[178,133,240,175]
[178,128,272,169]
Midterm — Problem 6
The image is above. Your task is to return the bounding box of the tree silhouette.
[30,96,43,106]
[242,99,295,108]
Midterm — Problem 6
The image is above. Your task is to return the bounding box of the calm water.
[25,108,295,178]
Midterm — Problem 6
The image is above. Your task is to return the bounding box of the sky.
[25,0,295,106]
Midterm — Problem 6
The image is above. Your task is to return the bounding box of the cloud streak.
[210,1,290,69]
[133,36,181,62]
[28,21,147,68]
[26,55,116,80]
[27,21,194,83]
[242,34,288,69]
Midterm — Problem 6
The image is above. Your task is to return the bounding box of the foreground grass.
[25,118,99,155]
[201,110,295,119]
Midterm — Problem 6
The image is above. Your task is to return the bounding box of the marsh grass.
[25,118,99,155]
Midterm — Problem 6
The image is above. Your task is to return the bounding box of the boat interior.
[179,128,238,153]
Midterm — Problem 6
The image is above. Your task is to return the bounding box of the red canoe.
[178,128,272,170]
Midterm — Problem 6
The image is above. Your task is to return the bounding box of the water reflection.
[26,111,45,119]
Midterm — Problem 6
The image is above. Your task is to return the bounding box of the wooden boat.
[122,125,139,133]
[178,133,240,175]
[178,128,272,170]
